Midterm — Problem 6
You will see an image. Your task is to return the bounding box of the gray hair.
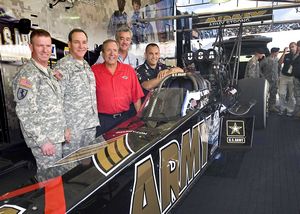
[115,26,133,40]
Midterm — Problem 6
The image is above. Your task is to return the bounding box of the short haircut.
[30,29,51,44]
[102,39,119,52]
[68,28,88,42]
[115,26,133,40]
[132,0,141,6]
[289,42,297,47]
[145,43,159,53]
[297,40,300,47]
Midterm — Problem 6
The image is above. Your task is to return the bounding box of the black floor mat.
[174,114,300,214]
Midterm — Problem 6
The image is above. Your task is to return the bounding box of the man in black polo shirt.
[136,43,184,97]
[278,42,297,116]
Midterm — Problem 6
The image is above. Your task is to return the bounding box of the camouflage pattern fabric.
[244,56,261,79]
[31,143,71,181]
[260,56,279,107]
[278,75,295,114]
[293,77,300,115]
[55,55,99,156]
[63,127,97,157]
[12,59,67,181]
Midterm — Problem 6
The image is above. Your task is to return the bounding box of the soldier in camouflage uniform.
[54,29,100,157]
[260,47,280,112]
[12,29,70,181]
[244,49,265,79]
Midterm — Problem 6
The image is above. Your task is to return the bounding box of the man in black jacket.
[292,41,300,117]
[278,42,297,116]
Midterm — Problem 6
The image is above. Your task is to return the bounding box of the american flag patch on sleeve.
[19,77,32,89]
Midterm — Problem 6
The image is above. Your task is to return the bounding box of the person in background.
[54,29,100,157]
[144,4,155,43]
[130,0,144,44]
[92,39,144,136]
[260,47,280,112]
[291,40,300,117]
[12,29,70,181]
[244,48,265,78]
[136,43,184,97]
[95,26,142,68]
[278,42,297,116]
[107,0,128,38]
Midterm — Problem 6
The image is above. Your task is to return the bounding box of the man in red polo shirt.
[91,39,144,136]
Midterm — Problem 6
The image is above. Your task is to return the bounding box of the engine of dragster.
[181,48,255,116]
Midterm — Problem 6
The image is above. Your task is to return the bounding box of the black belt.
[99,112,126,119]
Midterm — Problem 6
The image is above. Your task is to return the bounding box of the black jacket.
[292,54,300,78]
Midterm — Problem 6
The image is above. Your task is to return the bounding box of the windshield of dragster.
[140,73,210,124]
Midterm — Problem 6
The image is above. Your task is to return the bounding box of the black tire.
[237,78,269,129]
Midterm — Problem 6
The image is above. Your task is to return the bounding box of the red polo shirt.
[91,62,144,114]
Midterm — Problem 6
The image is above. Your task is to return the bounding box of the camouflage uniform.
[260,56,279,109]
[54,55,100,156]
[244,56,261,78]
[12,59,69,181]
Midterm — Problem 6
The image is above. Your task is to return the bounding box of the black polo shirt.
[136,61,168,96]
[136,61,168,83]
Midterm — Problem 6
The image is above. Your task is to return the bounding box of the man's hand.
[41,141,56,156]
[157,67,184,79]
[64,128,71,143]
[169,67,184,74]
[157,69,169,79]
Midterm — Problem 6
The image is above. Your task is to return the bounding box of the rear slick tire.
[237,78,269,129]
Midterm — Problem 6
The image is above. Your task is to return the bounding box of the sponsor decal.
[0,204,26,214]
[130,120,209,214]
[93,134,134,176]
[226,120,245,144]
[193,9,273,29]
[220,117,254,149]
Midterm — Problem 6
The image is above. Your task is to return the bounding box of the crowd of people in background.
[245,41,300,116]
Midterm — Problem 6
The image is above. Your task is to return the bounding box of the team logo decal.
[122,75,128,80]
[226,120,245,144]
[0,204,26,214]
[17,88,28,100]
[92,134,134,176]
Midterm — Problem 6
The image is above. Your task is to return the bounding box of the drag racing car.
[0,43,269,213]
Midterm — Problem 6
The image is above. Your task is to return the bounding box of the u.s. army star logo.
[226,120,245,136]
[226,120,245,144]
[229,122,242,135]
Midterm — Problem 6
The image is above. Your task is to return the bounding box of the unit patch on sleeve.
[17,88,28,100]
